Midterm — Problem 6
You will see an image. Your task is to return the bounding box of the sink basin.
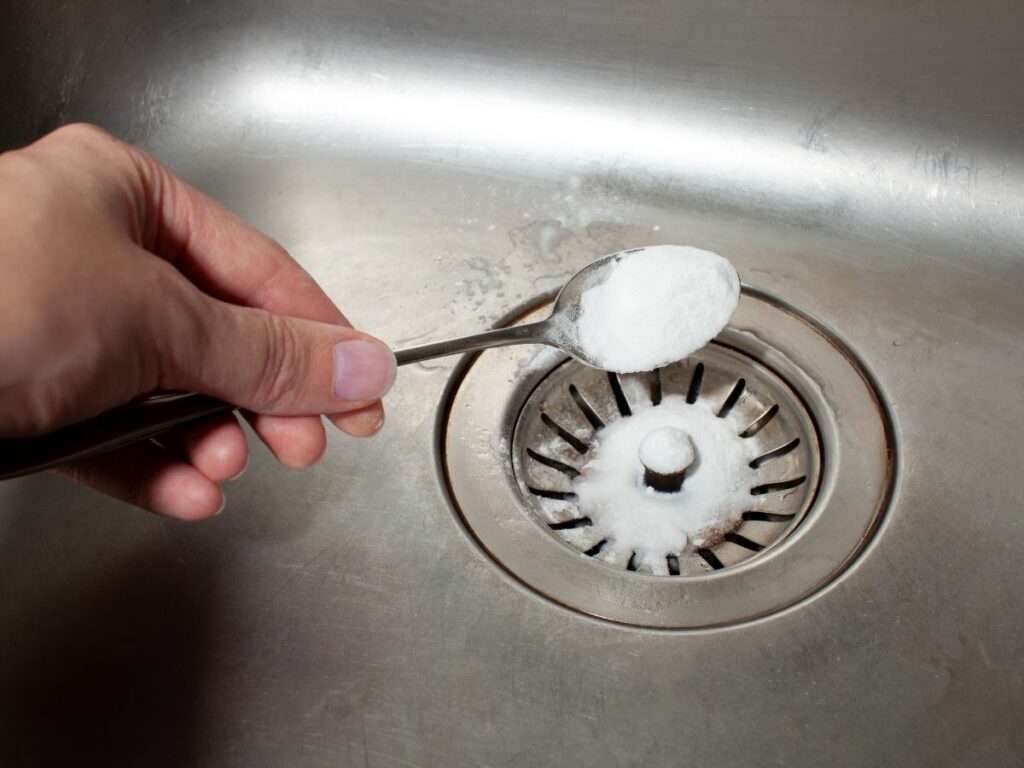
[2,1,1022,764]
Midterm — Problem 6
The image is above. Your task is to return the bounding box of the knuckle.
[40,124,136,182]
[149,269,215,387]
[252,312,305,409]
[50,122,113,146]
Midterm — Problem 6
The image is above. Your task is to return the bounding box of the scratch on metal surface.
[800,101,848,153]
[299,546,332,573]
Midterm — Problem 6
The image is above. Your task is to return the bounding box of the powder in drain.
[571,395,756,571]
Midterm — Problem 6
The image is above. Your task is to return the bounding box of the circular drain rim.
[439,287,896,629]
[511,345,823,576]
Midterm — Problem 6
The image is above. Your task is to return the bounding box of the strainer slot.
[625,552,639,571]
[723,532,765,552]
[697,549,724,570]
[667,555,681,575]
[550,517,592,530]
[584,539,609,557]
[540,413,590,454]
[749,438,801,469]
[686,362,705,403]
[740,404,778,438]
[750,477,807,495]
[529,487,578,502]
[717,378,746,418]
[527,449,580,478]
[568,385,605,429]
[607,372,632,416]
[651,368,663,406]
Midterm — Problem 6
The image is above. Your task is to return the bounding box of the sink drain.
[440,287,895,628]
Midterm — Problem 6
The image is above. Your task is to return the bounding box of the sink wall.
[1,1,1022,765]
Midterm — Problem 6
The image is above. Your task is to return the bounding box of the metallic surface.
[1,0,1022,764]
[447,290,888,627]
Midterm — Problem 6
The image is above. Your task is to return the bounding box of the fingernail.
[332,339,397,401]
[227,456,248,482]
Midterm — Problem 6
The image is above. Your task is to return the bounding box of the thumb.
[163,294,397,415]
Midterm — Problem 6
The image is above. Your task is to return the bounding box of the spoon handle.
[394,321,548,366]
[0,392,234,481]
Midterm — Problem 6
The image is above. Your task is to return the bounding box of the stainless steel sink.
[2,1,1022,764]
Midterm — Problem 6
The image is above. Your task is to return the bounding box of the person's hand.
[0,124,397,520]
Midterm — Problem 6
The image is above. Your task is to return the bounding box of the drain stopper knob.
[639,426,696,493]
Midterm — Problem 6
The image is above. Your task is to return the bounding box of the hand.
[0,124,397,520]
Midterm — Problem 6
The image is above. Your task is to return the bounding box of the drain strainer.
[440,287,895,628]
[513,344,820,576]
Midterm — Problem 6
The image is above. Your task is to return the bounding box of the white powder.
[576,246,740,373]
[638,426,695,475]
[570,395,755,567]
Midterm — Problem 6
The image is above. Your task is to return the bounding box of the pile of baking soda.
[570,396,756,571]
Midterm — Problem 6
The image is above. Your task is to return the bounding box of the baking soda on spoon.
[576,245,740,373]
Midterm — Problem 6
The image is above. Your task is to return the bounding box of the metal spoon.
[0,249,627,479]
[395,247,624,366]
